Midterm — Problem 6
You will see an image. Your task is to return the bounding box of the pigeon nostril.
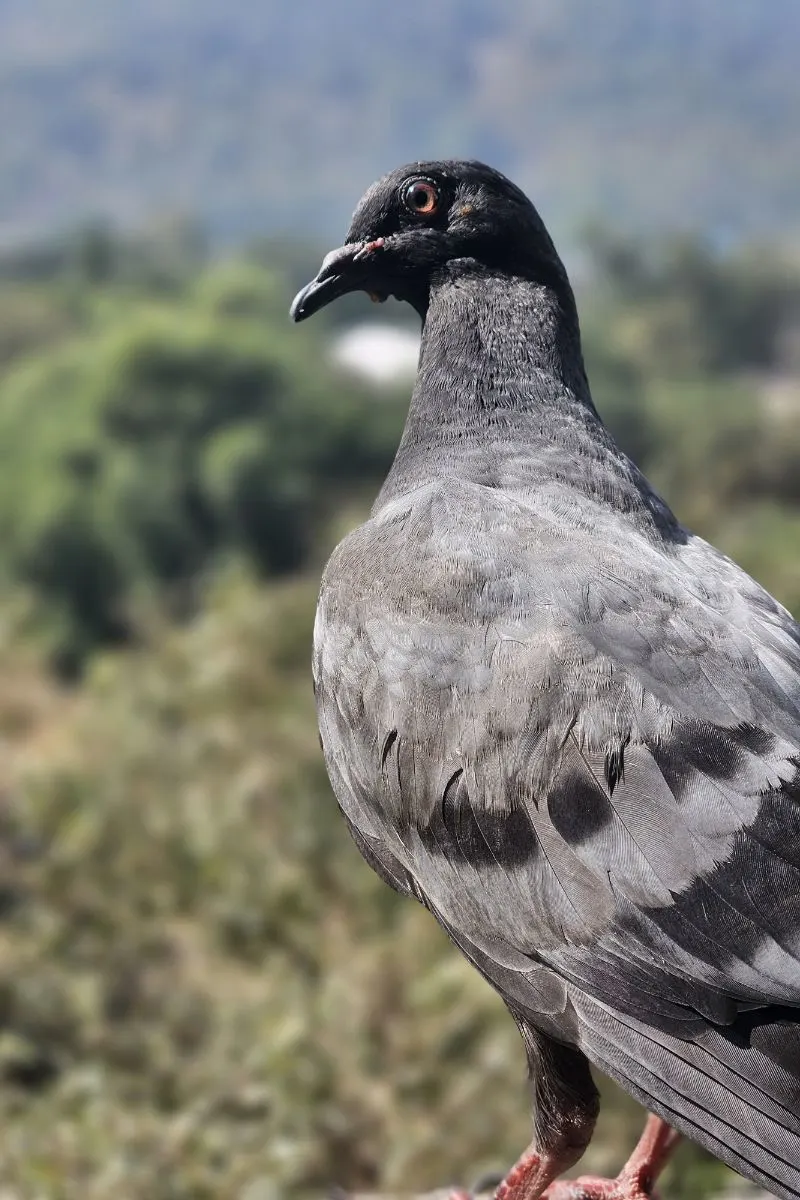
[354,237,385,261]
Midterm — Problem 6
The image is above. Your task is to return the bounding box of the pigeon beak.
[289,239,386,322]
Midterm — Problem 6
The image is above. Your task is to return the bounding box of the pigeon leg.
[480,1024,679,1200]
[484,1024,601,1200]
[536,1115,681,1200]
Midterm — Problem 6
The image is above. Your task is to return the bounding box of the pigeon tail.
[575,992,800,1200]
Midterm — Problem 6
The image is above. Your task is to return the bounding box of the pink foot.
[491,1115,678,1200]
[540,1174,652,1200]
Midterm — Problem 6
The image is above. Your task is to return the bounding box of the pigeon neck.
[386,270,597,468]
[375,270,679,537]
[414,269,593,421]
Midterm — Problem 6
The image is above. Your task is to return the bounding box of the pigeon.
[290,160,800,1200]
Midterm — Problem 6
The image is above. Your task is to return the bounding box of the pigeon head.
[290,159,568,322]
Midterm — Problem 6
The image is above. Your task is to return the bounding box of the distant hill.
[2,0,800,248]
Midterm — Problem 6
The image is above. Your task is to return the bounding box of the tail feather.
[573,992,800,1200]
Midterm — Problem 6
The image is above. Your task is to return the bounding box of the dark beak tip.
[288,288,310,322]
[288,242,373,323]
[289,276,333,322]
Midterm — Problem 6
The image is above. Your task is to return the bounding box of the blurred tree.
[584,226,800,376]
[0,241,406,671]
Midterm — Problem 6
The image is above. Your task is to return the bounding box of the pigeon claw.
[494,1164,653,1200]
[539,1174,653,1200]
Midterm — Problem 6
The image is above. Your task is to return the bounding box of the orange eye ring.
[402,178,440,217]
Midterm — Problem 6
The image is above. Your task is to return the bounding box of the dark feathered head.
[290,159,569,322]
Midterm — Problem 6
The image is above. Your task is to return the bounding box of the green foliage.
[584,228,800,377]
[0,253,405,672]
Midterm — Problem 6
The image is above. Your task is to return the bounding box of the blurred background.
[0,1,798,1197]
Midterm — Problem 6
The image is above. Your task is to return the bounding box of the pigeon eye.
[402,179,440,217]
